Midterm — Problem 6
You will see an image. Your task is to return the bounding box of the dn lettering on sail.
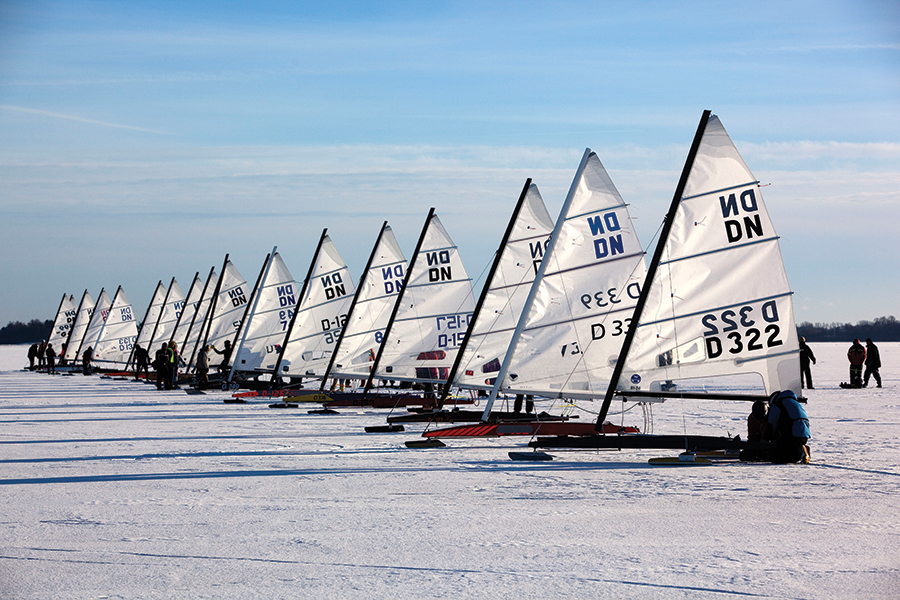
[587,212,624,260]
[228,287,247,307]
[382,265,404,294]
[529,238,551,275]
[321,274,346,300]
[427,250,452,282]
[720,188,764,244]
[276,284,295,307]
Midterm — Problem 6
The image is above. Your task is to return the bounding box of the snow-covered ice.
[1,343,898,599]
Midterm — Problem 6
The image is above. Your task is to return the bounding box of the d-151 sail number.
[702,300,783,358]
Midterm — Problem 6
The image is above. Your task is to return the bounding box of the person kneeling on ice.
[739,400,771,462]
[766,390,810,464]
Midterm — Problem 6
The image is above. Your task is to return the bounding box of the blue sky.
[1,0,898,329]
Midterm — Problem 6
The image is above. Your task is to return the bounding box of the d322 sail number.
[702,300,783,359]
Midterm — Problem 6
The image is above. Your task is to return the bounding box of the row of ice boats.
[41,112,800,458]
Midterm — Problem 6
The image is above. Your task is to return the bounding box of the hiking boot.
[802,445,811,465]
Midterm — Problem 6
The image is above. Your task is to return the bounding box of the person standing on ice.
[196,345,210,387]
[864,338,882,388]
[847,339,866,388]
[211,339,233,377]
[799,337,816,390]
[27,343,38,370]
[766,390,810,464]
[45,343,57,374]
[82,346,93,375]
[154,344,168,390]
[133,344,150,381]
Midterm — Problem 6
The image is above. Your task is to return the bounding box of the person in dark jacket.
[799,337,816,389]
[864,338,882,388]
[27,343,38,370]
[154,344,168,390]
[45,343,57,374]
[134,344,150,381]
[766,390,810,464]
[211,340,233,377]
[82,346,93,375]
[847,339,866,388]
[739,400,771,462]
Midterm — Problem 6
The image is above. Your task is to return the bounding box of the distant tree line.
[0,319,54,344]
[798,316,900,343]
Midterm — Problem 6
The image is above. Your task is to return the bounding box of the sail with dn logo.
[275,231,356,379]
[63,290,95,363]
[329,222,407,380]
[93,286,139,367]
[230,250,298,376]
[369,210,474,385]
[203,258,248,359]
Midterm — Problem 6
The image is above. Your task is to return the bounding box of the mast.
[227,249,275,383]
[93,285,122,366]
[48,292,67,343]
[362,208,434,396]
[318,222,388,392]
[438,179,532,409]
[271,229,328,385]
[74,287,104,360]
[480,151,593,420]
[65,290,90,362]
[169,271,199,345]
[200,254,229,354]
[594,109,712,429]
[128,280,167,370]
[183,266,216,369]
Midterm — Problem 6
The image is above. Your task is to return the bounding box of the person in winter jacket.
[767,390,810,464]
[847,339,866,388]
[864,338,882,388]
[27,344,38,370]
[739,400,771,462]
[133,344,150,381]
[154,345,168,390]
[799,337,816,389]
[196,345,210,387]
[45,343,57,374]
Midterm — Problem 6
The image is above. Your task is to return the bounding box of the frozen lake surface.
[1,342,898,598]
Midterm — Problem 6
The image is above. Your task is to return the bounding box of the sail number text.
[702,300,783,358]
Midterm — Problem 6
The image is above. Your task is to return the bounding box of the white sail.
[183,269,219,368]
[93,287,139,367]
[231,252,298,374]
[80,289,111,357]
[47,293,77,355]
[134,282,167,353]
[279,236,356,378]
[494,152,646,400]
[454,184,555,391]
[149,279,185,351]
[204,261,248,357]
[330,225,407,380]
[374,214,475,383]
[617,114,800,397]
[63,290,95,362]
[171,273,203,352]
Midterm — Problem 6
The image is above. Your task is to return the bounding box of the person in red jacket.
[847,339,866,388]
